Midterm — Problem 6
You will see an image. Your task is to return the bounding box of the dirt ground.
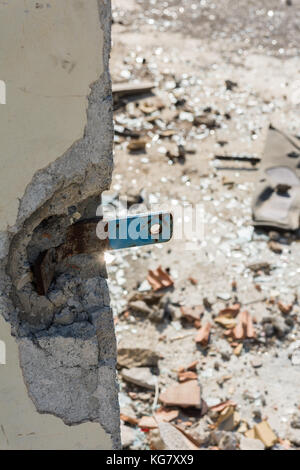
[107,0,300,450]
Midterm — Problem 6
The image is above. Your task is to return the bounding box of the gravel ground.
[108,0,300,450]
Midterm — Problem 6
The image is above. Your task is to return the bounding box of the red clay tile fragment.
[233,311,256,340]
[120,412,138,426]
[138,409,179,430]
[186,360,198,371]
[180,305,204,322]
[138,416,157,429]
[178,371,198,382]
[278,301,293,315]
[147,266,174,291]
[219,303,240,317]
[195,322,211,346]
[155,407,179,423]
[159,380,201,408]
[177,360,198,375]
[210,400,237,413]
[246,313,256,338]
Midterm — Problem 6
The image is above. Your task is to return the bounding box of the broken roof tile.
[195,322,211,346]
[218,303,240,317]
[278,301,293,315]
[178,371,198,382]
[180,305,204,322]
[147,266,174,291]
[159,380,201,408]
[233,311,256,340]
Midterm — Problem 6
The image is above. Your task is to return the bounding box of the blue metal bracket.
[104,212,173,250]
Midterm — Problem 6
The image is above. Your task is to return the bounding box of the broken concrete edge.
[0,0,121,449]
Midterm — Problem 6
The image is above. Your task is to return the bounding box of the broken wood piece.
[214,155,260,165]
[112,81,156,96]
[127,138,148,152]
[245,420,277,448]
[234,343,243,356]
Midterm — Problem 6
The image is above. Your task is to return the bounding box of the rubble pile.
[110,0,300,450]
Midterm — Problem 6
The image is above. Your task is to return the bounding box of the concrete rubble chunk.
[156,422,199,450]
[120,405,138,426]
[121,424,136,449]
[291,412,300,429]
[129,300,152,316]
[240,436,265,450]
[210,431,240,450]
[118,337,160,368]
[138,416,158,429]
[121,367,158,390]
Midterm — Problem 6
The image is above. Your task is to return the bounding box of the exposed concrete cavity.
[0,0,120,449]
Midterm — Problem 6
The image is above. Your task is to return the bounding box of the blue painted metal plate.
[107,212,173,250]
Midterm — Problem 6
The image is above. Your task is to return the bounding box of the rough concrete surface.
[0,0,120,449]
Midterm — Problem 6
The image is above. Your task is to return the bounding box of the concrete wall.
[0,0,120,449]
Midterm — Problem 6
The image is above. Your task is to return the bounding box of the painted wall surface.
[0,315,112,450]
[0,0,117,450]
[0,0,103,230]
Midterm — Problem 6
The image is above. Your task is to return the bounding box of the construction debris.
[147,266,174,291]
[240,436,265,451]
[233,311,256,340]
[154,422,200,450]
[112,81,156,96]
[180,305,204,323]
[111,0,300,451]
[159,380,201,409]
[178,371,198,382]
[117,338,160,368]
[195,322,211,346]
[245,421,278,448]
[121,367,158,390]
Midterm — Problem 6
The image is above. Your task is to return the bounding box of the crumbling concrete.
[0,0,120,449]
